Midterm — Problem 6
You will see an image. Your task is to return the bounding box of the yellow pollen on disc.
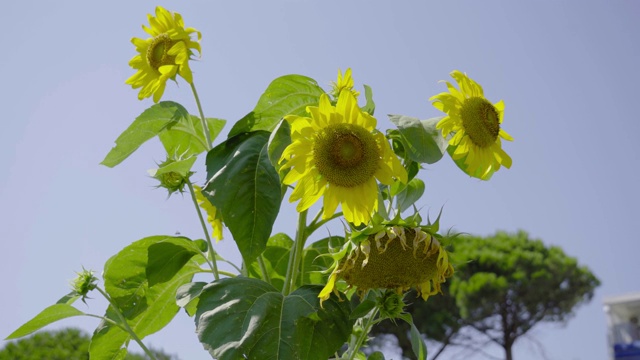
[460,97,500,148]
[314,123,380,188]
[147,33,175,71]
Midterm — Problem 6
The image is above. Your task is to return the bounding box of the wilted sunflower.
[279,91,407,226]
[430,70,513,180]
[330,68,360,99]
[126,6,202,102]
[194,185,223,241]
[319,221,454,305]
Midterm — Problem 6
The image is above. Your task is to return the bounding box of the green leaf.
[368,352,386,360]
[361,84,375,115]
[5,304,85,340]
[195,278,353,360]
[176,282,207,317]
[394,178,426,213]
[101,101,189,167]
[247,233,293,291]
[93,236,201,357]
[204,131,282,263]
[146,237,206,287]
[399,313,428,360]
[388,115,447,164]
[267,119,292,169]
[89,307,130,360]
[228,75,324,137]
[350,299,376,320]
[56,292,80,305]
[159,116,226,158]
[147,156,197,178]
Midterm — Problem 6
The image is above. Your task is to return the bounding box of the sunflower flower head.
[279,91,407,226]
[318,216,454,306]
[126,6,202,102]
[430,70,513,180]
[330,68,360,99]
[194,185,224,241]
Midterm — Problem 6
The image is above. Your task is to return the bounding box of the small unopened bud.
[377,290,406,320]
[71,268,98,303]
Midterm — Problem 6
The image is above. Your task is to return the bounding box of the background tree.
[371,230,600,360]
[0,328,177,360]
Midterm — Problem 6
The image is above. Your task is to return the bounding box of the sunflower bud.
[71,268,98,303]
[149,158,193,196]
[377,290,406,320]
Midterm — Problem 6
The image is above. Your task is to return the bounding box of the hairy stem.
[282,210,308,295]
[190,81,212,150]
[187,181,220,280]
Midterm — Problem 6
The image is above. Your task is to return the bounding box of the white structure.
[604,292,640,360]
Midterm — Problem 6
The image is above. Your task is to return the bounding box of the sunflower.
[194,185,224,241]
[318,222,454,305]
[430,70,513,180]
[279,91,407,226]
[126,6,202,103]
[330,68,360,99]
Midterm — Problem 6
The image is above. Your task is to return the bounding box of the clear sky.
[2,1,639,360]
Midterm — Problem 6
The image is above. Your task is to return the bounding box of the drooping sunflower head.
[194,185,224,241]
[126,6,202,102]
[430,70,513,180]
[330,68,360,99]
[319,220,454,305]
[279,91,407,226]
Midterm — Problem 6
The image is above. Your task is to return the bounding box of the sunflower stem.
[96,287,158,360]
[347,307,379,360]
[282,210,308,295]
[257,255,271,284]
[187,181,220,280]
[190,82,212,150]
[306,211,343,238]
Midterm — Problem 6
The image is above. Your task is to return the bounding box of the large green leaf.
[247,233,294,291]
[195,277,353,360]
[5,304,85,340]
[176,281,207,317]
[159,116,226,158]
[228,75,324,137]
[267,119,291,169]
[91,236,202,358]
[388,115,447,164]
[204,131,281,263]
[146,237,207,287]
[101,102,189,167]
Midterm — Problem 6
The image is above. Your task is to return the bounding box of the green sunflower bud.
[377,290,406,320]
[71,268,98,303]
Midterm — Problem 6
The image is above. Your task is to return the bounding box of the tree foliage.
[372,231,600,360]
[0,328,177,360]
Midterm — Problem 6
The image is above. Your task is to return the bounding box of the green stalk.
[96,287,158,360]
[282,210,308,295]
[347,308,379,360]
[187,181,220,280]
[190,82,212,150]
[257,256,272,284]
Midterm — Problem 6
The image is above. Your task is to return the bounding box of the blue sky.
[2,2,639,359]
